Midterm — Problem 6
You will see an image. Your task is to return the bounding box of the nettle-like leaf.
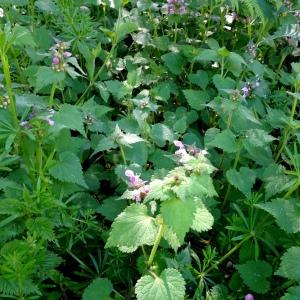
[150,124,174,147]
[275,247,300,281]
[135,268,185,300]
[34,66,65,91]
[106,204,158,252]
[53,104,85,136]
[191,199,214,233]
[183,89,210,111]
[281,285,300,300]
[82,278,113,300]
[226,167,256,198]
[161,197,196,243]
[162,52,185,75]
[205,128,238,153]
[256,198,300,234]
[236,260,272,294]
[49,152,87,188]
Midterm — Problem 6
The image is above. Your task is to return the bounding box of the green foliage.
[236,260,272,294]
[135,268,185,300]
[82,278,113,300]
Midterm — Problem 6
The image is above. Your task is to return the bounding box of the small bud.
[47,119,55,126]
[52,56,60,65]
[245,294,254,300]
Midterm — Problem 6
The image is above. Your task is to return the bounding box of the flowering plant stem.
[147,222,164,268]
[49,83,57,108]
[1,52,19,129]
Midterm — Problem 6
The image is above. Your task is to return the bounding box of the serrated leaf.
[188,71,209,89]
[162,52,185,75]
[161,197,196,243]
[106,204,158,251]
[116,22,138,42]
[191,200,214,233]
[34,66,65,91]
[183,90,210,111]
[53,104,85,135]
[150,124,174,147]
[256,198,300,233]
[281,285,300,300]
[205,128,238,153]
[275,247,300,281]
[226,167,256,197]
[96,198,127,221]
[163,225,181,252]
[244,129,276,148]
[135,268,185,300]
[236,260,272,294]
[82,278,113,300]
[49,152,87,188]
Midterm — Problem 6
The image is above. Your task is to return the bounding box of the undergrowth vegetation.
[0,0,300,299]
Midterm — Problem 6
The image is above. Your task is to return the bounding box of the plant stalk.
[147,222,164,267]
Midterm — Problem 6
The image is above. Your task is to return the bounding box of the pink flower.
[63,51,72,58]
[47,119,55,126]
[245,294,254,300]
[174,140,185,149]
[52,56,60,65]
[125,170,141,187]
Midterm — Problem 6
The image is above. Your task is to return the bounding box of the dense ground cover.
[0,0,300,299]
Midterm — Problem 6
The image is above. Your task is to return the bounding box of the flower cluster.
[0,95,9,109]
[20,108,55,128]
[241,79,260,99]
[125,170,149,202]
[174,140,208,164]
[164,0,188,15]
[50,41,72,72]
[0,8,4,18]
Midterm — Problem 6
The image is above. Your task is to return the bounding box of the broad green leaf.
[116,22,138,42]
[275,247,300,281]
[162,52,185,75]
[105,80,132,100]
[191,200,214,233]
[53,104,85,135]
[226,167,256,197]
[49,152,87,188]
[35,0,59,14]
[35,66,65,91]
[256,198,300,233]
[188,71,209,90]
[106,204,158,251]
[82,278,113,300]
[161,197,196,243]
[227,52,246,76]
[212,74,235,91]
[163,225,181,252]
[13,26,36,47]
[150,124,174,147]
[96,198,127,221]
[92,136,118,154]
[205,128,238,153]
[236,260,272,294]
[135,268,185,300]
[196,49,219,62]
[281,285,300,300]
[183,90,210,111]
[244,129,276,148]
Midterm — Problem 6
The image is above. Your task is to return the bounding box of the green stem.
[1,53,19,129]
[49,83,57,107]
[174,22,178,43]
[275,92,298,161]
[119,144,127,165]
[147,222,164,267]
[284,178,300,198]
[222,142,241,210]
[203,235,251,275]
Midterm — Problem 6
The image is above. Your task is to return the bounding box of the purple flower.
[52,56,60,65]
[46,118,55,126]
[241,86,250,98]
[179,5,187,15]
[125,170,141,187]
[245,294,254,300]
[63,51,72,58]
[174,140,185,149]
